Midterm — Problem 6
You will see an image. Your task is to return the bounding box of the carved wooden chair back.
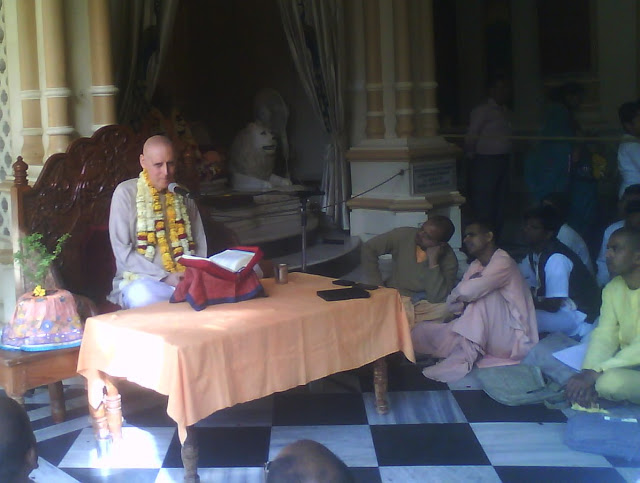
[11,126,145,309]
[11,125,239,312]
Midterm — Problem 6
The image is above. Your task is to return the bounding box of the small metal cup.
[274,263,288,284]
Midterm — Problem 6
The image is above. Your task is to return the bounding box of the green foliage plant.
[13,232,70,291]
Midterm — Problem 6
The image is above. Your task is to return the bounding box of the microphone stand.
[291,189,324,272]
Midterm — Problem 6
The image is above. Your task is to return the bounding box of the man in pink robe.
[412,221,539,382]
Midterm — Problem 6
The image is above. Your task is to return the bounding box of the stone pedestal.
[347,139,464,262]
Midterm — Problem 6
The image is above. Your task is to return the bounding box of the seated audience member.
[617,101,640,199]
[596,187,640,286]
[0,397,38,483]
[519,206,601,339]
[265,439,354,483]
[542,192,595,274]
[566,227,640,407]
[361,216,458,326]
[412,221,538,382]
[108,135,207,309]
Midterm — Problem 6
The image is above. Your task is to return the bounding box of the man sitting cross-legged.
[566,227,640,407]
[412,221,538,382]
[108,135,208,309]
[519,205,601,339]
[360,216,458,327]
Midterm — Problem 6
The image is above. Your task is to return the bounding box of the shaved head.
[0,397,37,482]
[142,135,173,157]
[140,136,175,190]
[267,440,354,483]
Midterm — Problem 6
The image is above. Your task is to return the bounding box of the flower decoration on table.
[13,232,70,296]
[135,169,195,273]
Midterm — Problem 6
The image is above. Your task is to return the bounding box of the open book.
[180,249,256,273]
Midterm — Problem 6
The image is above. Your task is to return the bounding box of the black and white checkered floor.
[8,353,638,483]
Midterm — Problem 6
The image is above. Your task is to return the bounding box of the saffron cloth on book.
[171,246,264,310]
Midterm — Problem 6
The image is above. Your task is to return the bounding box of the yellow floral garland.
[135,170,195,272]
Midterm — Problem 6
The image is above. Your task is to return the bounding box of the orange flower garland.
[135,170,194,272]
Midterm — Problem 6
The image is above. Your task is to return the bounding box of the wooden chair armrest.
[73,294,99,320]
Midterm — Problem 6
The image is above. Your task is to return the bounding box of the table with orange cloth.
[77,272,415,444]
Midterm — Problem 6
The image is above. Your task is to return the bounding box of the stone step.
[272,234,361,279]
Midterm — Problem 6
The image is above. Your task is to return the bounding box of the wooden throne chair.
[0,124,238,422]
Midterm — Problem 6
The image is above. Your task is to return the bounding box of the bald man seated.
[265,439,354,483]
[361,216,459,327]
[108,135,207,309]
[0,397,38,483]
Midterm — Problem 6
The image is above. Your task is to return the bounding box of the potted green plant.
[14,232,70,296]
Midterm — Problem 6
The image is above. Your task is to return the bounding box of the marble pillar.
[392,0,414,138]
[455,0,486,122]
[415,0,438,137]
[88,0,117,131]
[16,0,44,164]
[510,0,543,129]
[348,0,463,264]
[363,0,385,139]
[41,0,73,155]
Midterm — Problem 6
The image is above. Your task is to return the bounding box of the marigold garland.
[136,170,194,272]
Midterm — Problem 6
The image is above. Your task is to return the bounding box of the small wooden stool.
[0,289,83,422]
[0,347,79,422]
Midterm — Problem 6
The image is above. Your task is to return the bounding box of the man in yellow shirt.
[566,227,640,406]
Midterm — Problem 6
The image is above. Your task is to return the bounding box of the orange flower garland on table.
[135,170,195,273]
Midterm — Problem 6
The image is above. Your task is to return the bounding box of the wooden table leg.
[88,397,110,443]
[373,357,389,414]
[182,426,200,483]
[87,373,122,448]
[7,393,25,405]
[104,377,122,441]
[48,381,66,423]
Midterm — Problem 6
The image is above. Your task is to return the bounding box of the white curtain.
[110,0,180,125]
[278,0,350,230]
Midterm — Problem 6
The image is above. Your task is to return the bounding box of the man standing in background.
[464,74,512,238]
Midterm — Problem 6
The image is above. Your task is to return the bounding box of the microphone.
[168,183,198,199]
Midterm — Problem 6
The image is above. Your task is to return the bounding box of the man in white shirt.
[519,206,601,339]
[542,192,594,274]
[596,186,640,286]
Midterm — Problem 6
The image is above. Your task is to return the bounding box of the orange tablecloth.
[77,273,414,443]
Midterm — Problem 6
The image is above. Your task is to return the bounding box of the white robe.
[108,178,207,306]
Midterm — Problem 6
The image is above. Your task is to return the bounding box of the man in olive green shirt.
[361,216,458,326]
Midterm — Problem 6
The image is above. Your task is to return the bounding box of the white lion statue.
[228,121,292,191]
